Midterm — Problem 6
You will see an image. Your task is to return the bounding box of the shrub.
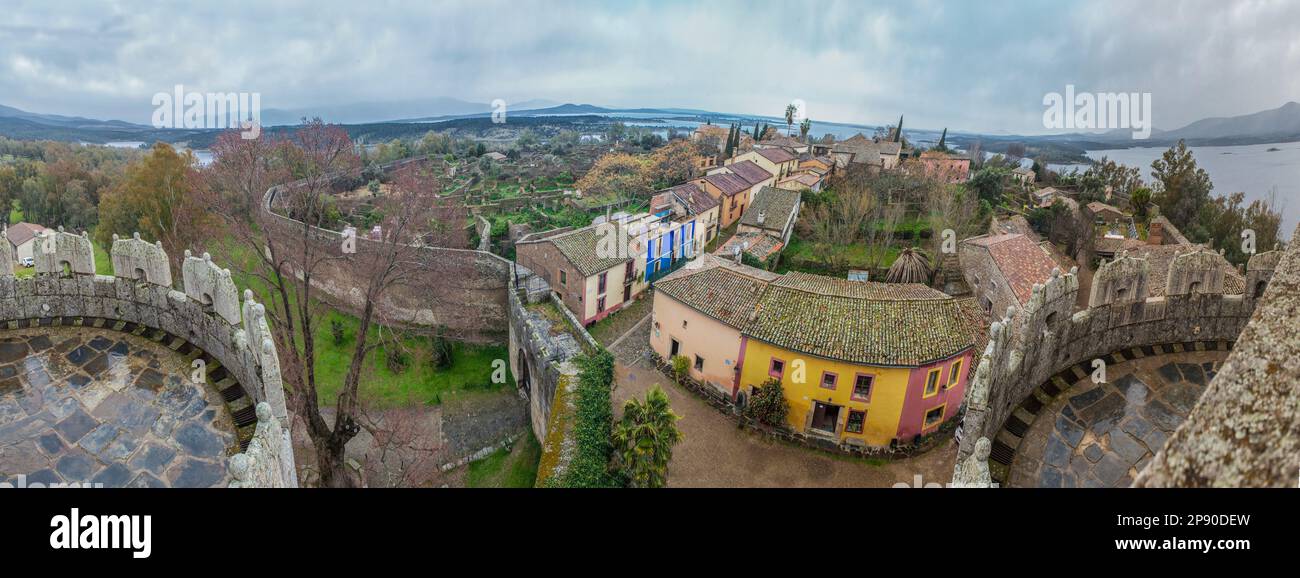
[430,325,453,370]
[330,319,346,346]
[743,378,789,427]
[670,355,690,383]
[385,347,410,374]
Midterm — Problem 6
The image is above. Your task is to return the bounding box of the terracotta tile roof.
[964,233,1061,305]
[877,141,902,155]
[755,147,797,164]
[725,160,774,185]
[4,222,46,247]
[1125,244,1245,296]
[1086,201,1125,216]
[743,272,975,366]
[740,186,801,232]
[717,231,784,262]
[539,225,631,277]
[702,172,751,197]
[655,183,718,215]
[655,255,778,329]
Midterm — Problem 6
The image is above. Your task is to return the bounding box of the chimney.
[1149,220,1163,245]
[756,211,766,226]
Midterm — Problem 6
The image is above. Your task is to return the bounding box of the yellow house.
[728,148,799,180]
[736,272,976,447]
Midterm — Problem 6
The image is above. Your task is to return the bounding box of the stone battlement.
[0,228,296,488]
[953,246,1284,486]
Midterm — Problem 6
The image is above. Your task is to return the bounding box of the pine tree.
[936,128,947,151]
[723,123,736,159]
[894,115,904,143]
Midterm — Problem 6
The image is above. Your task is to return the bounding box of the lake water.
[1053,143,1299,238]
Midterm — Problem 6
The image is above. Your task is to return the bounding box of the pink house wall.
[895,349,973,441]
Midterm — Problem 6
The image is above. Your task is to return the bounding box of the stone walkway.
[1008,350,1227,488]
[0,327,238,488]
[609,320,957,487]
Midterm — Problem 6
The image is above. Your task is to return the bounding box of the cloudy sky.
[2,0,1297,133]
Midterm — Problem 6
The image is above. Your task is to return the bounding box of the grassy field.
[779,236,901,275]
[466,432,541,488]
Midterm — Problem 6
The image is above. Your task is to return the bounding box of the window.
[947,360,962,389]
[768,358,785,379]
[559,270,566,285]
[694,355,704,372]
[624,261,634,281]
[670,338,680,357]
[924,368,941,397]
[597,296,606,313]
[845,410,866,434]
[852,374,873,402]
[924,405,946,429]
[598,272,607,294]
[681,320,688,329]
[820,371,838,390]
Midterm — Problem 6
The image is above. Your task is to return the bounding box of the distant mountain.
[0,104,144,130]
[1159,101,1300,141]
[261,97,567,126]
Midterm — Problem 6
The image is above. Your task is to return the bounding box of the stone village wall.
[0,228,297,487]
[953,246,1282,487]
[261,159,512,343]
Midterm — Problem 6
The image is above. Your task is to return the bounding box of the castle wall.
[953,246,1285,486]
[0,230,296,488]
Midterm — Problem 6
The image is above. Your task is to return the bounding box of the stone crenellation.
[953,246,1284,487]
[0,228,296,488]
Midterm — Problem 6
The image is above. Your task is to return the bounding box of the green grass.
[779,237,900,274]
[8,205,23,224]
[91,231,113,275]
[466,432,542,488]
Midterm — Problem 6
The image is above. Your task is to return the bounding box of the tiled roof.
[1125,244,1245,296]
[5,222,46,247]
[543,225,631,277]
[740,186,801,231]
[877,141,901,155]
[702,172,751,196]
[655,183,718,215]
[726,160,773,185]
[1086,201,1125,215]
[965,233,1060,305]
[743,272,975,366]
[718,231,784,262]
[755,147,797,164]
[655,255,778,329]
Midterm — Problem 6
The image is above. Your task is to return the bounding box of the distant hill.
[1159,101,1300,141]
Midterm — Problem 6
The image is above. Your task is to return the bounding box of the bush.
[385,347,410,374]
[670,355,690,382]
[743,378,789,427]
[430,325,453,370]
[330,319,346,346]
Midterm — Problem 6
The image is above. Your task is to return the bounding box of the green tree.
[1150,140,1212,234]
[743,378,789,427]
[612,385,683,488]
[935,128,948,152]
[785,103,797,136]
[1129,187,1153,222]
[967,167,1009,206]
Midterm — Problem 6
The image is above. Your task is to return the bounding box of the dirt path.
[610,321,956,488]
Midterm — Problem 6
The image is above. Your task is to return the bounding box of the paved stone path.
[1008,350,1227,488]
[609,320,957,487]
[0,327,238,488]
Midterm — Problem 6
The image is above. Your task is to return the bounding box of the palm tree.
[785,103,798,136]
[799,117,812,142]
[612,385,683,488]
[885,247,933,284]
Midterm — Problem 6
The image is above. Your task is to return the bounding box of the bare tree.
[203,120,462,487]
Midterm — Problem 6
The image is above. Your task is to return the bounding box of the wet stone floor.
[0,327,238,488]
[1008,350,1228,488]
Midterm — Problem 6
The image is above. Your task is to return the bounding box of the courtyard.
[1008,349,1229,488]
[0,327,239,488]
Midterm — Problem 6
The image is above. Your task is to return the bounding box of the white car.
[19,257,34,268]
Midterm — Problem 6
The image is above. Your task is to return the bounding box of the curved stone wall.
[260,158,512,343]
[0,228,296,488]
[953,246,1283,486]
